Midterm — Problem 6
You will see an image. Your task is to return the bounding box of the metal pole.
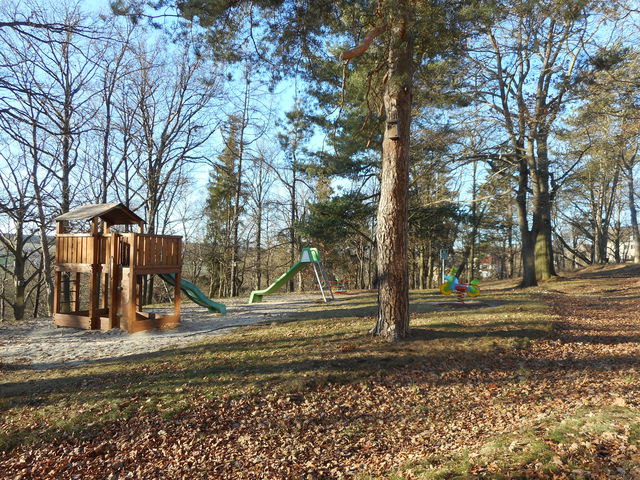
[311,263,327,302]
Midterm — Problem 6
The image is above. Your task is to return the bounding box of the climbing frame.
[53,203,182,333]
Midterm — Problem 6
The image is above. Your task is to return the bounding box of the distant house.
[479,255,500,279]
[609,227,639,262]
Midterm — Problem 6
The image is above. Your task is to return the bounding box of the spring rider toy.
[440,261,480,303]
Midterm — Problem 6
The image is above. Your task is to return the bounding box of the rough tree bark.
[340,7,413,341]
[370,16,413,341]
[231,77,250,297]
[288,166,297,293]
[516,159,537,287]
[31,130,55,315]
[626,167,640,263]
[255,197,263,289]
[531,133,556,280]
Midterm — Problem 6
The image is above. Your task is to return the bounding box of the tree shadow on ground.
[4,312,636,412]
[268,298,508,322]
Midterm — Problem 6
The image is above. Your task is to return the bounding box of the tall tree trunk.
[418,245,425,289]
[361,245,366,289]
[12,224,26,321]
[427,246,434,289]
[60,100,72,308]
[469,160,478,282]
[532,135,556,280]
[288,169,297,293]
[101,87,113,203]
[594,167,619,264]
[208,261,216,298]
[409,248,416,289]
[593,227,606,263]
[368,245,374,290]
[264,209,271,287]
[255,202,263,289]
[143,193,158,306]
[507,199,514,278]
[297,236,304,292]
[218,260,225,298]
[33,263,43,318]
[231,80,250,297]
[31,123,54,315]
[1,268,7,322]
[612,214,621,264]
[372,14,413,341]
[516,160,537,287]
[627,169,640,263]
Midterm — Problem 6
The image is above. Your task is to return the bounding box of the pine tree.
[138,0,471,341]
[204,118,241,297]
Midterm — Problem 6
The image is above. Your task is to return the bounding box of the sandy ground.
[0,294,324,370]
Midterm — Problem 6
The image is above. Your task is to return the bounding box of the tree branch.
[340,25,387,61]
[554,232,591,265]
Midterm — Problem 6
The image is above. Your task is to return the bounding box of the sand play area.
[0,294,323,370]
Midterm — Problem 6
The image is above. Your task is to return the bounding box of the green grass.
[1,287,552,453]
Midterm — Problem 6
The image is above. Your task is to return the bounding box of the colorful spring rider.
[329,279,348,294]
[440,264,480,303]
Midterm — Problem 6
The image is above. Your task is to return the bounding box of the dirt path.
[0,294,324,370]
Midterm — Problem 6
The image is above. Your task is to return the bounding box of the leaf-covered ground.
[1,265,640,479]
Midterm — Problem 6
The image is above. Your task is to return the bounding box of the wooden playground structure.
[53,203,182,333]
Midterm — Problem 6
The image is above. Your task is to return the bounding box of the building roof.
[55,203,145,225]
[480,255,499,265]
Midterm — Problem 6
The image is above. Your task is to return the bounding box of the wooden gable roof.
[56,203,145,226]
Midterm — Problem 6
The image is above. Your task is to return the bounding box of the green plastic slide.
[249,248,322,304]
[158,273,226,314]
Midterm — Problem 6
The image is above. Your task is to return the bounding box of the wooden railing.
[56,233,181,268]
[56,234,110,265]
[131,234,181,267]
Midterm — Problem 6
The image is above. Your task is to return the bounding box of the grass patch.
[0,288,552,453]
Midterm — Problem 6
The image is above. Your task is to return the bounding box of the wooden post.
[102,231,110,313]
[56,220,70,314]
[127,233,138,333]
[109,234,120,329]
[102,272,109,310]
[53,271,61,315]
[174,271,181,320]
[53,221,63,317]
[74,272,81,312]
[175,239,182,320]
[89,218,101,329]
